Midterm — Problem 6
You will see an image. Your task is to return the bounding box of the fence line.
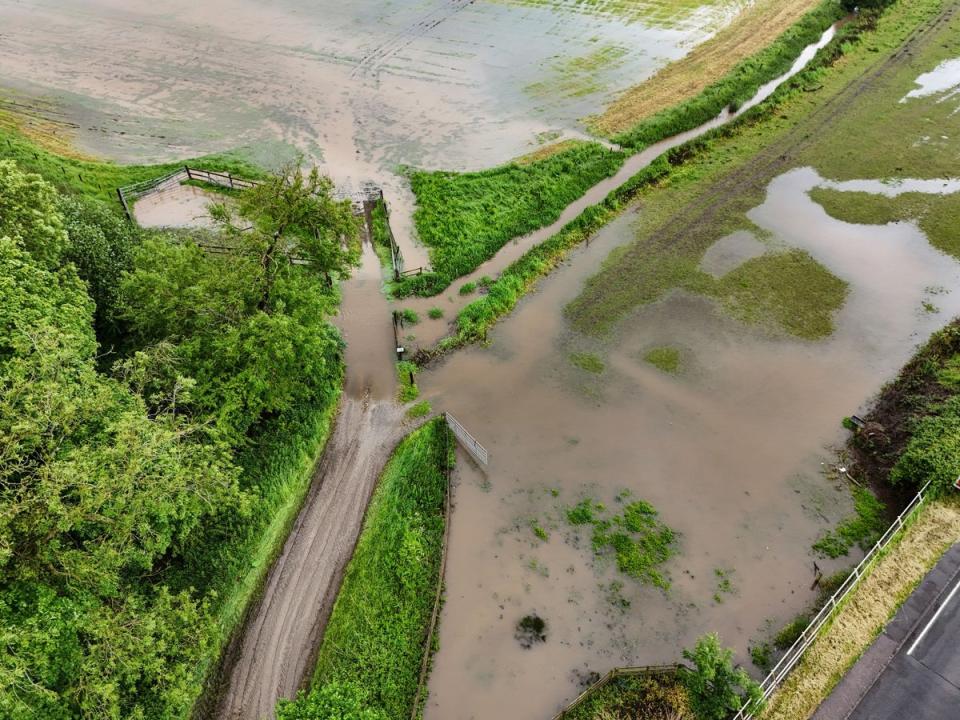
[409,417,455,720]
[551,665,684,719]
[733,479,933,719]
[445,413,488,467]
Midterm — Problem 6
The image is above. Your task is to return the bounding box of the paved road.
[814,544,960,720]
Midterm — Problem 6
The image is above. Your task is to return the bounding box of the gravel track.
[213,397,405,720]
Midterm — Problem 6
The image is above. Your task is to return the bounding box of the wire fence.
[732,479,933,719]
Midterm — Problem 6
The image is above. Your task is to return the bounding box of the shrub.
[459,282,477,296]
[682,634,764,720]
[428,307,444,319]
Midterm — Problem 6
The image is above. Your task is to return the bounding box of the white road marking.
[907,577,960,656]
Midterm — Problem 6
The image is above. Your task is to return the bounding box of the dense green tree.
[58,195,143,347]
[0,159,67,268]
[682,633,764,720]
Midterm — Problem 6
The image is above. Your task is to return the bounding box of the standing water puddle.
[420,166,960,720]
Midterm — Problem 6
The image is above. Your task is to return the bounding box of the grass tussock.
[397,361,420,403]
[812,486,886,558]
[397,143,625,297]
[279,419,454,720]
[570,351,605,373]
[759,497,960,720]
[644,346,682,373]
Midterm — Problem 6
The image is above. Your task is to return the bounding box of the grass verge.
[397,143,625,297]
[277,418,454,720]
[0,106,264,206]
[758,496,960,720]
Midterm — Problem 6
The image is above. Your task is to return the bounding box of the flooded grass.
[601,0,843,147]
[811,486,886,558]
[569,352,606,373]
[644,346,682,373]
[398,144,625,296]
[526,45,630,100]
[397,361,420,402]
[809,187,960,260]
[567,497,677,589]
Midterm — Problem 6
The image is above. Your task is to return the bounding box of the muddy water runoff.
[1,0,743,265]
[421,166,960,719]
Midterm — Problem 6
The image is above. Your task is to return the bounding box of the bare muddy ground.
[132,182,221,228]
[214,397,406,720]
[419,167,960,719]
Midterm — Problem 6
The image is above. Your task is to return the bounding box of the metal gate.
[445,413,488,467]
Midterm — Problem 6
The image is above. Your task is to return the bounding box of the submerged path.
[214,397,405,720]
[214,215,403,720]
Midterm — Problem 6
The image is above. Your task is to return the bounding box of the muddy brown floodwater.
[0,0,743,262]
[420,167,960,720]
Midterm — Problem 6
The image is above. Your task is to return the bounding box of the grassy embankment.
[591,0,829,138]
[758,496,960,720]
[399,1,839,304]
[412,0,870,361]
[277,418,454,720]
[0,105,263,205]
[370,196,396,271]
[396,142,626,297]
[0,115,345,716]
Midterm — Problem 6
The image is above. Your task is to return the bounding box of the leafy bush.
[682,634,764,720]
[891,395,960,495]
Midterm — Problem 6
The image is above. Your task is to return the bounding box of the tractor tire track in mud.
[351,0,475,79]
[214,398,406,720]
[649,0,959,254]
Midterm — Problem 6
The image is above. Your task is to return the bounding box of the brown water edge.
[419,166,960,720]
[132,182,222,228]
[397,24,839,349]
[0,0,739,269]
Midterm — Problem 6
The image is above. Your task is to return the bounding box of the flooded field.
[0,0,745,262]
[420,167,960,719]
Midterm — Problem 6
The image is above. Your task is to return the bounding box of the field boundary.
[409,415,455,719]
[551,664,686,719]
[117,165,258,219]
[736,481,933,718]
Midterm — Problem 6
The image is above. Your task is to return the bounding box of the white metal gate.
[445,413,488,467]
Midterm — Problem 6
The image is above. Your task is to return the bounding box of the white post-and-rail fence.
[445,412,488,467]
[732,479,933,719]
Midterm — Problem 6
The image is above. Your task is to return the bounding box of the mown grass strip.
[759,496,960,720]
[278,418,454,720]
[396,143,626,297]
